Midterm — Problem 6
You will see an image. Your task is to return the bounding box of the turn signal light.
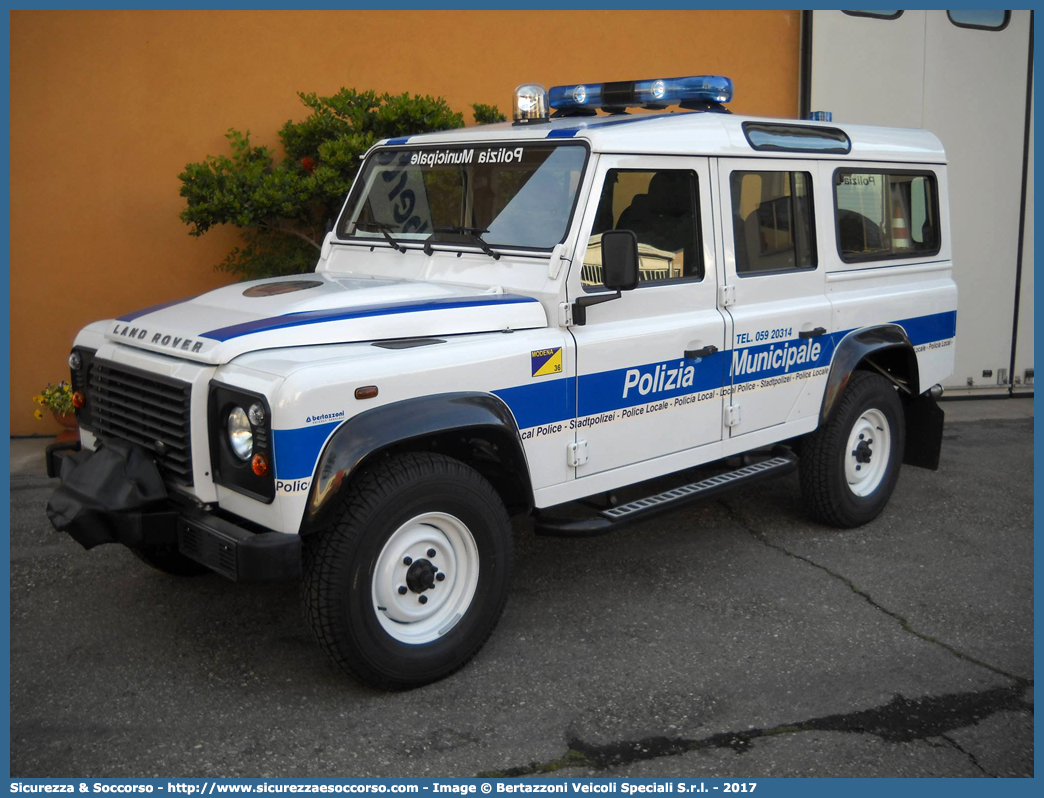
[355,385,379,400]
[72,391,86,409]
[251,453,269,477]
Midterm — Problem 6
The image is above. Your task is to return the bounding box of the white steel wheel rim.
[371,512,480,645]
[845,407,891,498]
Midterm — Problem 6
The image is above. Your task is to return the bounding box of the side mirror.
[601,230,640,291]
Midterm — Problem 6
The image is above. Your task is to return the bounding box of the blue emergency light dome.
[548,75,733,115]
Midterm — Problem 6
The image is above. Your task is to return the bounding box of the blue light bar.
[548,82,603,111]
[548,75,733,113]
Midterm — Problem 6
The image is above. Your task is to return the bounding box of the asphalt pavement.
[9,402,1034,778]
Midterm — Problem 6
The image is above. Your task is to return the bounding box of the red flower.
[301,157,317,174]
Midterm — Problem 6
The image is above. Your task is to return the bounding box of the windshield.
[336,143,588,250]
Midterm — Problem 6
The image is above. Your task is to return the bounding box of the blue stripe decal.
[493,379,575,430]
[493,311,958,429]
[386,137,410,146]
[730,335,837,385]
[268,310,957,481]
[273,421,341,480]
[116,295,195,322]
[895,310,957,347]
[201,294,540,342]
[578,352,727,416]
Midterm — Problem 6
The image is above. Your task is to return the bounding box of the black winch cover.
[47,439,168,550]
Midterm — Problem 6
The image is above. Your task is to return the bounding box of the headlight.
[209,385,274,503]
[227,406,253,460]
[68,347,95,429]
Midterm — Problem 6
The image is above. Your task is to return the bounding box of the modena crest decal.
[531,348,563,377]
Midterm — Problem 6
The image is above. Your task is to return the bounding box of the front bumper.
[46,440,299,581]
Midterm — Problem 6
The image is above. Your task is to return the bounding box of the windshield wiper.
[427,226,501,260]
[354,221,407,253]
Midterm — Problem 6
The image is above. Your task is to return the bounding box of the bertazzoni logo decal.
[305,411,346,425]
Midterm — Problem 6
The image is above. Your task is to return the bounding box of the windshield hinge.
[548,242,572,280]
[558,302,574,327]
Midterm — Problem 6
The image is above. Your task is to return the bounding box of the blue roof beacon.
[547,75,734,115]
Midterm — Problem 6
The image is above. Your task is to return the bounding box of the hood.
[103,274,547,365]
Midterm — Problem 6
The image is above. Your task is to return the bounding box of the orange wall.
[10,9,799,435]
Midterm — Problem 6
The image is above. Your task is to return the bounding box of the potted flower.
[33,382,79,443]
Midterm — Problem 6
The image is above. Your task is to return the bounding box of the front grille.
[88,360,194,484]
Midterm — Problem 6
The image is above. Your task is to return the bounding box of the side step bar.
[534,450,798,538]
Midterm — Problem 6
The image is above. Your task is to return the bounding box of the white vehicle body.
[67,110,957,537]
[50,89,960,686]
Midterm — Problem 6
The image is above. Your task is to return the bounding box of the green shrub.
[179,89,504,279]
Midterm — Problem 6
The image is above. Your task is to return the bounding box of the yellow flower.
[33,409,43,420]
[32,395,43,404]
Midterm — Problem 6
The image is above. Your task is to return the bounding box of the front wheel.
[800,371,906,528]
[302,453,513,689]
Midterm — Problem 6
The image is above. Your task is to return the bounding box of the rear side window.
[730,171,816,275]
[834,170,940,262]
[584,169,702,288]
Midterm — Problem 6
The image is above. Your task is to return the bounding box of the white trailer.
[808,9,1033,394]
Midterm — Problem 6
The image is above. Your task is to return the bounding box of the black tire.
[800,371,906,528]
[132,546,210,576]
[302,452,513,689]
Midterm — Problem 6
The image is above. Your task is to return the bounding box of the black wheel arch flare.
[820,325,920,426]
[820,324,943,471]
[299,392,534,535]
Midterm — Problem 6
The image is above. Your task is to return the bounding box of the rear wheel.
[800,371,905,528]
[302,452,513,689]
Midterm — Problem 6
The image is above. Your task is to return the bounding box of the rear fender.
[820,325,940,470]
[820,325,919,425]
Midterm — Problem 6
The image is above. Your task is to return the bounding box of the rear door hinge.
[719,284,736,307]
[725,404,741,428]
[558,302,574,327]
[567,440,589,467]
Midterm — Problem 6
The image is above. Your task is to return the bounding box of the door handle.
[684,345,719,359]
[799,327,827,339]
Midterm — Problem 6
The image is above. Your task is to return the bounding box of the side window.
[730,171,816,275]
[947,10,1010,31]
[834,171,940,262]
[583,169,701,288]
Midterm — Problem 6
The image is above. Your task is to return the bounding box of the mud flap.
[46,439,170,550]
[903,393,945,471]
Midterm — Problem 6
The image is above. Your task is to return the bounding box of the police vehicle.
[46,76,957,688]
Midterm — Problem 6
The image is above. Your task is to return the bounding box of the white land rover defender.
[47,76,957,688]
